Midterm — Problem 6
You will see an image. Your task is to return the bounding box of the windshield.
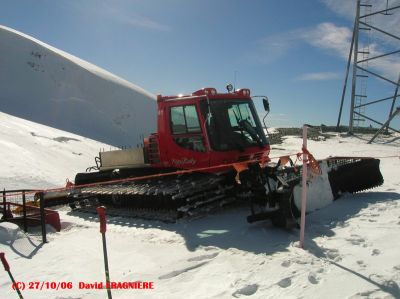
[203,99,268,151]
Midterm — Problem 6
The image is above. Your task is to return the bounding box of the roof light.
[203,88,217,95]
[237,88,251,97]
[192,87,217,96]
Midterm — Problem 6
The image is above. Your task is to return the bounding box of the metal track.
[68,172,236,221]
[62,157,383,224]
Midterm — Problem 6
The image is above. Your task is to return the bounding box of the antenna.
[234,70,238,90]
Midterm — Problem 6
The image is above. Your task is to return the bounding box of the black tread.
[59,158,384,224]
[328,158,383,198]
[69,172,235,220]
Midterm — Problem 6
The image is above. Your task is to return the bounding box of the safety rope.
[2,151,399,199]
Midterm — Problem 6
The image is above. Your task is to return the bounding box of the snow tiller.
[51,86,383,227]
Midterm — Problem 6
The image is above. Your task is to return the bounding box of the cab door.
[163,103,210,168]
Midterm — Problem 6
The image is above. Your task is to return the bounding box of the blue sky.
[1,0,399,128]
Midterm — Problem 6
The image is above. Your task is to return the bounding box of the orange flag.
[279,156,290,166]
[233,162,248,184]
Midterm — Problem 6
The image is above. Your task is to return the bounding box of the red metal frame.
[2,202,61,232]
[150,88,270,169]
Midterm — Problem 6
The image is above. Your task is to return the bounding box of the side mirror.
[262,98,270,112]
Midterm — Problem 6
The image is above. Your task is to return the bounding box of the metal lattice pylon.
[336,0,400,138]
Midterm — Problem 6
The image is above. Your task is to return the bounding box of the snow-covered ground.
[0,25,157,146]
[0,114,399,299]
[0,111,112,189]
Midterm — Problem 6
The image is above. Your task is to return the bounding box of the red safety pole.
[0,252,24,299]
[97,206,113,299]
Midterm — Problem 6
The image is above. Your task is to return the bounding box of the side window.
[171,106,186,134]
[170,105,205,152]
[185,106,201,132]
[171,105,201,134]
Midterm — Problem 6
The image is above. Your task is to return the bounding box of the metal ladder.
[354,0,372,129]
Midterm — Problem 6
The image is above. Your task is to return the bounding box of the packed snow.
[0,25,157,147]
[0,113,399,299]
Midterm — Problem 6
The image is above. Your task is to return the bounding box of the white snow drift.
[0,25,157,146]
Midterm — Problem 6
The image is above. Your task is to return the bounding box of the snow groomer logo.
[171,157,196,167]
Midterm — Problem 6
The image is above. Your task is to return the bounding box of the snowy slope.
[0,120,399,299]
[0,25,157,146]
[0,111,112,189]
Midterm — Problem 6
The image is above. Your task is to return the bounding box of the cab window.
[170,105,205,152]
[171,105,201,134]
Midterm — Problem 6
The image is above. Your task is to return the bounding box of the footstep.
[187,252,219,262]
[159,261,208,279]
[372,249,381,256]
[232,284,259,297]
[325,248,342,262]
[348,290,377,298]
[356,260,366,268]
[308,272,319,284]
[346,236,365,246]
[278,277,291,288]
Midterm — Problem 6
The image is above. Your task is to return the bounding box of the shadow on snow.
[66,191,400,256]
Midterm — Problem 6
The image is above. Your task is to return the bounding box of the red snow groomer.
[66,86,383,227]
